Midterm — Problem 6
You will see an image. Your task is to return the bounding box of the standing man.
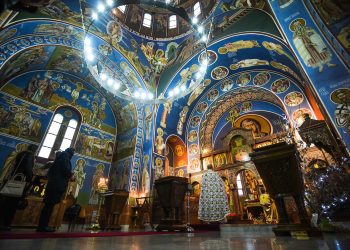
[198,164,230,222]
[0,144,38,231]
[37,147,75,232]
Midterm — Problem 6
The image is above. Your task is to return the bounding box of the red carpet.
[0,230,187,239]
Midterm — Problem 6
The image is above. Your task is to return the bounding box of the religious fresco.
[289,18,336,73]
[69,155,110,205]
[213,153,228,169]
[2,71,116,134]
[292,108,314,127]
[220,79,234,91]
[284,91,304,107]
[202,156,214,171]
[154,156,165,180]
[271,79,290,94]
[230,135,252,163]
[0,137,37,184]
[253,72,270,86]
[75,125,115,161]
[0,93,50,142]
[268,0,350,148]
[330,88,350,136]
[236,115,272,139]
[174,166,187,177]
[218,0,267,13]
[309,1,350,54]
[0,46,54,83]
[116,127,137,161]
[108,156,133,194]
[198,50,218,66]
[211,66,229,80]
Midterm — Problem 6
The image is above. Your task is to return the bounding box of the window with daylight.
[143,13,152,28]
[169,15,177,29]
[117,5,126,13]
[193,2,201,17]
[38,108,80,159]
[236,173,244,196]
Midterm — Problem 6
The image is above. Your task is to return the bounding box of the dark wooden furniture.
[103,190,129,230]
[250,142,320,236]
[154,176,188,231]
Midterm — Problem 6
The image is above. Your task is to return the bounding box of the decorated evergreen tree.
[304,163,350,221]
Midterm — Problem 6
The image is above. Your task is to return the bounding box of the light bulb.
[114,82,120,90]
[141,91,147,99]
[134,91,140,98]
[195,72,202,79]
[201,35,208,43]
[100,73,107,81]
[201,58,209,66]
[148,93,154,99]
[174,87,180,94]
[91,11,98,20]
[180,85,186,92]
[106,0,114,7]
[107,78,114,87]
[86,53,95,61]
[192,17,198,25]
[168,90,174,97]
[197,26,204,34]
[97,3,106,12]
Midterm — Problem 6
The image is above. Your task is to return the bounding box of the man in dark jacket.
[0,144,38,231]
[37,147,75,232]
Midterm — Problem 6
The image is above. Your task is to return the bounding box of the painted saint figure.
[89,164,105,205]
[177,106,189,135]
[290,18,336,72]
[160,102,172,128]
[73,158,86,198]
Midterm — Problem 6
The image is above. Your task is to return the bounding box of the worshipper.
[0,144,38,231]
[37,147,75,232]
[198,164,230,222]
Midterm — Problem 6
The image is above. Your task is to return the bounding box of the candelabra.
[90,177,108,231]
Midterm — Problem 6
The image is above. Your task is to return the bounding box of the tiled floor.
[0,231,349,250]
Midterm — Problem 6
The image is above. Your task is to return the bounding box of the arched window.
[169,15,177,29]
[38,107,81,159]
[236,173,244,196]
[193,2,201,17]
[118,5,126,13]
[143,13,152,28]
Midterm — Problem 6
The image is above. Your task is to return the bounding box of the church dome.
[111,0,218,40]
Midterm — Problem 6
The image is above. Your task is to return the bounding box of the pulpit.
[103,190,129,230]
[154,176,188,231]
[250,142,319,236]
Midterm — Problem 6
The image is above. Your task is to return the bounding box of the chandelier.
[79,0,211,104]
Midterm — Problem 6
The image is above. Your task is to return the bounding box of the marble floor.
[0,232,349,250]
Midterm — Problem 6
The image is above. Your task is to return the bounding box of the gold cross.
[226,109,239,128]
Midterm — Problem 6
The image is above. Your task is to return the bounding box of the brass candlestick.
[90,177,108,231]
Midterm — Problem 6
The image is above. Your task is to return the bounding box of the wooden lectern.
[154,176,188,231]
[103,190,129,230]
[250,142,320,236]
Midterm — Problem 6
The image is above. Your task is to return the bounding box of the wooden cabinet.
[11,196,69,228]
